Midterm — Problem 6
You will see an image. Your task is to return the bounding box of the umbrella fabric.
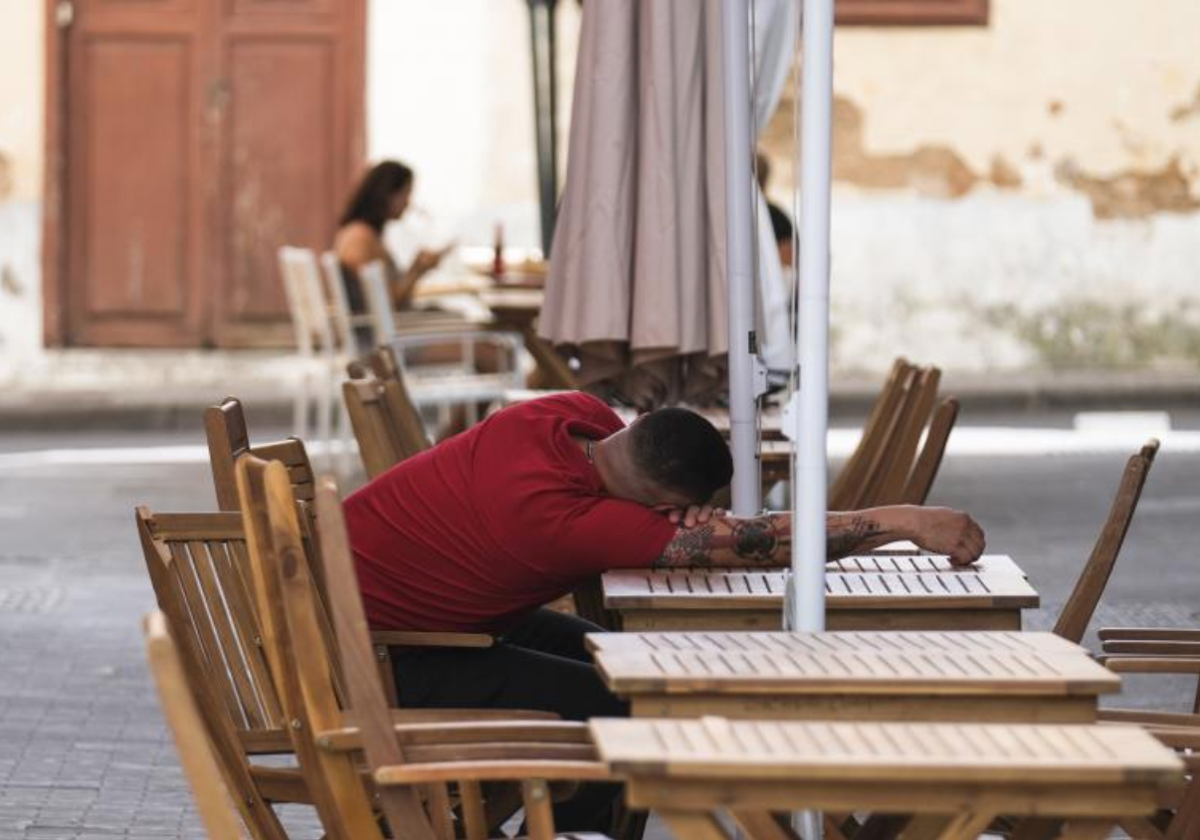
[541,0,794,409]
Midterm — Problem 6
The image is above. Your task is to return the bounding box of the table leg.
[1056,820,1117,840]
[731,810,801,840]
[661,811,736,840]
[897,812,995,840]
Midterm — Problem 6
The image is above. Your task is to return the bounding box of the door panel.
[64,0,205,345]
[82,39,191,318]
[220,39,335,329]
[55,0,364,347]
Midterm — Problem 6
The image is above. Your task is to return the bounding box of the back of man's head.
[628,408,733,504]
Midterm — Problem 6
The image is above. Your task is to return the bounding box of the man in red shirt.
[345,391,983,831]
[346,390,983,710]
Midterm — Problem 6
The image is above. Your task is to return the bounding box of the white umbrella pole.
[721,0,761,517]
[790,0,834,635]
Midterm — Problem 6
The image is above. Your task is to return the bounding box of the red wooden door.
[54,0,363,347]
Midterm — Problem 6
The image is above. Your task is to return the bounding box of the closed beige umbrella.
[539,0,729,409]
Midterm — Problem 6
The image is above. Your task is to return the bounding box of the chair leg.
[316,368,332,472]
[294,369,310,441]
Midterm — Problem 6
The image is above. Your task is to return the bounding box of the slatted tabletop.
[592,718,1180,837]
[827,553,1024,576]
[586,629,1079,656]
[591,717,1179,785]
[604,567,1038,611]
[592,646,1118,696]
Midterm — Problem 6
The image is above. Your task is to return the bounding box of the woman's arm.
[652,506,984,569]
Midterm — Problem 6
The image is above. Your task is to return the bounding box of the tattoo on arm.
[656,524,716,567]
[654,514,790,568]
[825,515,884,560]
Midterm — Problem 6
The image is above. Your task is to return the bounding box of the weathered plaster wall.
[763,0,1200,372]
[368,1,581,256]
[0,1,45,368]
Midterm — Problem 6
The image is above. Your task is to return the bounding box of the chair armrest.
[371,630,494,648]
[316,718,587,753]
[375,759,611,785]
[1099,708,1200,729]
[1101,640,1200,656]
[1098,627,1200,642]
[1099,655,1200,674]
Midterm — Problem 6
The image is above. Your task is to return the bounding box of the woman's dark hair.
[628,408,734,504]
[339,160,414,232]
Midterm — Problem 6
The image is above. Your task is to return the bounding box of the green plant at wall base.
[981,298,1200,368]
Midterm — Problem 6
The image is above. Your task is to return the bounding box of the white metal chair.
[357,260,525,424]
[277,247,351,471]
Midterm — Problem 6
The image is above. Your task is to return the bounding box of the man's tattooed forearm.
[655,524,715,567]
[654,514,790,568]
[825,516,884,560]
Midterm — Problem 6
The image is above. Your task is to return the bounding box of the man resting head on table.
[347,388,984,697]
[345,391,984,831]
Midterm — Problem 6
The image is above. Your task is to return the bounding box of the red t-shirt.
[344,392,677,632]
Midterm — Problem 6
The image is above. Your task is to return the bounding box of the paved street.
[0,420,1198,839]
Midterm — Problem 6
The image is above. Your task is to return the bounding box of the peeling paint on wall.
[1170,83,1200,122]
[0,152,12,202]
[1055,157,1200,219]
[827,96,1022,198]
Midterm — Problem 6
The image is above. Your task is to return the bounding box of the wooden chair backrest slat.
[136,512,289,840]
[369,347,434,459]
[901,397,959,505]
[237,457,392,840]
[314,477,439,840]
[868,366,942,506]
[205,398,316,511]
[843,364,920,510]
[342,379,406,479]
[829,358,913,510]
[144,612,248,840]
[1053,439,1160,643]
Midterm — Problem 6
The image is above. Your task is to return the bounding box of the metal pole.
[527,0,559,255]
[790,0,834,639]
[721,0,761,517]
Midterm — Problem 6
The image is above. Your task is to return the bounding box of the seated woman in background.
[334,160,452,314]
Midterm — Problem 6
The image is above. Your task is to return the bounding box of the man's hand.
[907,507,986,567]
[656,504,723,529]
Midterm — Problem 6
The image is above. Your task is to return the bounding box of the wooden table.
[590,717,1182,840]
[588,630,1119,723]
[603,557,1039,632]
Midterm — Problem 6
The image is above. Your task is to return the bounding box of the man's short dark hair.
[628,408,734,504]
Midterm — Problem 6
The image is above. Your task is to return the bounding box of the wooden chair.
[144,611,248,840]
[138,505,556,838]
[342,376,420,479]
[204,397,316,512]
[366,346,435,459]
[236,455,612,840]
[1053,438,1160,643]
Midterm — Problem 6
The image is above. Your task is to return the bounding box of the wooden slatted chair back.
[368,347,433,459]
[1054,438,1160,643]
[236,456,399,840]
[840,363,920,510]
[136,509,290,840]
[866,365,942,506]
[828,358,913,510]
[138,507,350,771]
[204,397,316,512]
[342,378,406,478]
[144,611,249,840]
[900,397,959,505]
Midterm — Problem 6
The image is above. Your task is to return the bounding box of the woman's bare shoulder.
[334,222,384,266]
